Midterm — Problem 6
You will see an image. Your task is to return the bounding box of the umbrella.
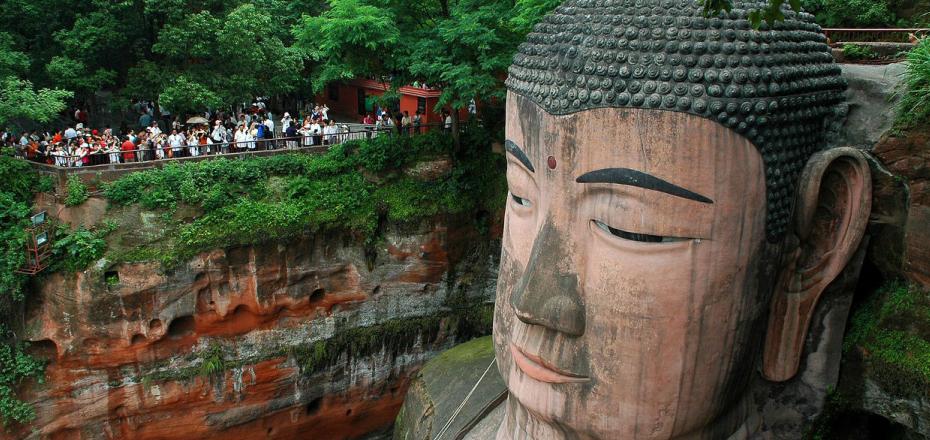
[186,116,209,125]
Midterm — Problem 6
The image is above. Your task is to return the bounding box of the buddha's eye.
[511,194,533,208]
[592,220,688,243]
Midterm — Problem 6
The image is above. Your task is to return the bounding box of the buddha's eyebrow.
[576,168,714,204]
[505,140,534,173]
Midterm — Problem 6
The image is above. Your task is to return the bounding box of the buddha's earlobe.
[762,147,872,382]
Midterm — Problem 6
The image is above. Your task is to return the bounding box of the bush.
[102,131,506,268]
[897,38,930,129]
[51,225,109,272]
[0,157,46,427]
[64,175,89,207]
[0,333,45,426]
[841,44,879,61]
[844,281,930,396]
[801,0,897,27]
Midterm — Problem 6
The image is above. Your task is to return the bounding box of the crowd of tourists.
[1,104,379,167]
[2,99,456,167]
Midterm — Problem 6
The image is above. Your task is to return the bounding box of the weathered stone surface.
[393,336,505,440]
[834,63,906,149]
[5,214,500,440]
[872,125,930,288]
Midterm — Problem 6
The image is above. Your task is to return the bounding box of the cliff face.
[7,210,499,440]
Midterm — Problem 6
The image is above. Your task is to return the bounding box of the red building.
[319,79,468,124]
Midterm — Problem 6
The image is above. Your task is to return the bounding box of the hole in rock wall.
[27,339,58,360]
[310,288,326,302]
[345,408,352,416]
[131,334,146,345]
[372,285,381,295]
[166,316,196,339]
[305,397,323,415]
[825,411,910,439]
[104,271,120,286]
[232,304,252,317]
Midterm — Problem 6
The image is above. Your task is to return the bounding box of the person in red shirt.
[121,135,136,163]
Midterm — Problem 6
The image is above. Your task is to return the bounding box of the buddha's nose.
[510,219,586,337]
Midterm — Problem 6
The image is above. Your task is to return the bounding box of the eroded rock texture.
[6,215,499,440]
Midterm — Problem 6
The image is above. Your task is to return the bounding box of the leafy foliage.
[0,31,71,126]
[103,131,506,268]
[841,44,879,61]
[50,225,110,273]
[897,38,930,129]
[800,0,898,27]
[0,334,45,426]
[844,281,930,396]
[64,175,89,207]
[0,157,46,427]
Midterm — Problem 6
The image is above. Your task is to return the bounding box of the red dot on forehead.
[548,156,557,170]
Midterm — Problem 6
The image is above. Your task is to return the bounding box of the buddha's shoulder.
[394,336,507,440]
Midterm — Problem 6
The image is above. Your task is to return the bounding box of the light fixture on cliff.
[16,213,53,275]
[31,211,47,227]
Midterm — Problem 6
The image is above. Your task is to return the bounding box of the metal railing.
[21,122,454,168]
[823,28,929,45]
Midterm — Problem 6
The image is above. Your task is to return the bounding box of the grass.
[896,37,930,129]
[844,281,930,396]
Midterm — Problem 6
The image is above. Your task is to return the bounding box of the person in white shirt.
[234,125,247,151]
[147,121,162,138]
[309,121,322,145]
[323,120,338,145]
[247,123,257,150]
[281,112,292,133]
[187,132,199,157]
[300,123,312,147]
[168,130,183,158]
[321,104,329,121]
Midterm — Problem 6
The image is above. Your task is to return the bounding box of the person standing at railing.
[121,136,136,163]
[285,121,298,149]
[247,122,258,150]
[263,116,275,149]
[323,120,338,145]
[300,120,313,147]
[187,130,200,157]
[168,129,183,158]
[281,112,293,134]
[211,120,225,146]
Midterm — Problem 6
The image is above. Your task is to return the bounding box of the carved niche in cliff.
[486,1,874,439]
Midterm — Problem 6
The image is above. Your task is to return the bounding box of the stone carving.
[505,0,848,241]
[491,1,872,439]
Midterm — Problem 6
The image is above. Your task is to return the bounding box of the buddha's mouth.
[510,344,589,384]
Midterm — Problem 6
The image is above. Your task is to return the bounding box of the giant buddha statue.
[396,1,872,439]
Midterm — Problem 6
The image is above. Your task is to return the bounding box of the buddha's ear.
[762,147,872,382]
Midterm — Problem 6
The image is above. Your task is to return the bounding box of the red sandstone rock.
[872,127,930,288]
[5,217,499,440]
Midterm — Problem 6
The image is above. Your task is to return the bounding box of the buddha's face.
[494,92,772,439]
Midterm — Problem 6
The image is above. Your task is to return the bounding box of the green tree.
[0,32,71,126]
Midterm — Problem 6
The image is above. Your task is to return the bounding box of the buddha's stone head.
[493,1,872,438]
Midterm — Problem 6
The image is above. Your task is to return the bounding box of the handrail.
[822,28,929,45]
[18,122,454,168]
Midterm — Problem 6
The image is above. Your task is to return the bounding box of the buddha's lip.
[510,344,589,384]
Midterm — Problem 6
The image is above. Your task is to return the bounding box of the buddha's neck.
[496,392,760,440]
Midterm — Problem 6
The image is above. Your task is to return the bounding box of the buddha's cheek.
[580,244,698,427]
[494,250,522,384]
